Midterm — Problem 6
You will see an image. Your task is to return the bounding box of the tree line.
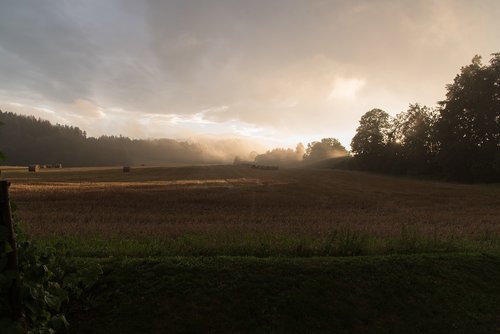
[251,138,349,167]
[350,54,499,182]
[0,112,232,166]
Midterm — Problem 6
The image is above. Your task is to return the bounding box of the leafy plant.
[1,203,102,333]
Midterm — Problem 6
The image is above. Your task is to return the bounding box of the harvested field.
[3,165,500,256]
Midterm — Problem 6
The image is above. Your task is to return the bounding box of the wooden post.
[0,180,22,321]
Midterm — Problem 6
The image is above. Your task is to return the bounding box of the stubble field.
[4,164,500,257]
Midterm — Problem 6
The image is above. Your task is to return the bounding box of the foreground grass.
[68,253,500,334]
[39,228,500,258]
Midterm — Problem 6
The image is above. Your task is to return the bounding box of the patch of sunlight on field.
[12,178,271,190]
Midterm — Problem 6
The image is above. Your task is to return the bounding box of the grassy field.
[2,165,500,332]
[69,254,500,334]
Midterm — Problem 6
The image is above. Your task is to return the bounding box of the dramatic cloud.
[1,0,499,149]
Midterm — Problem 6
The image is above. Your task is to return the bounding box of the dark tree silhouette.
[436,54,500,182]
[254,143,304,167]
[303,138,347,162]
[350,54,499,182]
[350,108,391,171]
[389,103,439,175]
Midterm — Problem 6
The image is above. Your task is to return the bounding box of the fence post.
[0,180,22,321]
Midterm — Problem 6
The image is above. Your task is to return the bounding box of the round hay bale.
[28,164,39,172]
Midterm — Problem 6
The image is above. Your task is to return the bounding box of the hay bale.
[28,164,39,172]
[123,166,131,173]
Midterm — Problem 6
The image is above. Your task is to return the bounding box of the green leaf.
[29,285,40,299]
[44,293,63,312]
[48,282,69,304]
[51,314,70,330]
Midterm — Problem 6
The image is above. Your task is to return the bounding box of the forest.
[0,112,236,166]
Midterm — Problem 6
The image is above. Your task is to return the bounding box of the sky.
[0,0,499,152]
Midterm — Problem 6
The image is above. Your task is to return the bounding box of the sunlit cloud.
[69,99,106,118]
[34,106,56,115]
[7,102,24,108]
[329,78,366,100]
[230,125,265,137]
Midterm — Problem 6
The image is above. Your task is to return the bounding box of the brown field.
[2,165,500,255]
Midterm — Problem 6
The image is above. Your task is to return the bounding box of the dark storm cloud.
[0,1,98,102]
